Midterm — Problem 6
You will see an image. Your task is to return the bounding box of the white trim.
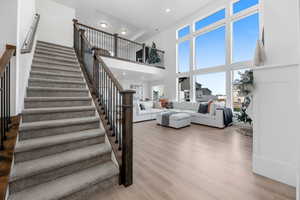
[192,7,226,33]
[253,154,297,187]
[230,5,259,22]
[193,22,226,42]
[176,24,191,41]
[252,63,299,71]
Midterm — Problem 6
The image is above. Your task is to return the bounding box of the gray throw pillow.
[198,103,208,114]
[140,104,146,110]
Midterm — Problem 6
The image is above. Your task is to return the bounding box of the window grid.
[175,0,259,105]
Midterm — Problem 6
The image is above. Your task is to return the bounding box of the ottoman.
[157,112,191,129]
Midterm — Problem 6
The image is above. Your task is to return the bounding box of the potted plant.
[233,70,254,136]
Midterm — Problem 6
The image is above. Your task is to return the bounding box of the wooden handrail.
[21,14,40,54]
[74,21,134,187]
[0,45,16,77]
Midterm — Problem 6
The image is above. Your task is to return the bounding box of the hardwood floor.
[0,117,20,200]
[94,121,296,199]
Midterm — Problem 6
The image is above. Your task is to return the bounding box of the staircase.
[8,41,119,200]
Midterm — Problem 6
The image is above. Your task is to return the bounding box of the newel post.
[142,43,146,63]
[79,29,85,61]
[92,48,101,96]
[113,33,118,58]
[73,19,78,48]
[120,90,135,187]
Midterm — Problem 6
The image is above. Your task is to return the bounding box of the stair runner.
[7,41,119,200]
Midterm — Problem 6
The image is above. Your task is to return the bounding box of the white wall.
[262,0,300,65]
[0,0,18,53]
[119,79,150,100]
[253,64,299,187]
[36,0,75,47]
[15,0,36,114]
[0,0,18,115]
[145,1,226,101]
[251,0,300,188]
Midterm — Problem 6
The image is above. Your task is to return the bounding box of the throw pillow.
[207,100,214,113]
[167,101,174,109]
[139,104,146,110]
[198,103,208,114]
[209,103,216,116]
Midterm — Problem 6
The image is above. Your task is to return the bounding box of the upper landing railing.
[73,19,165,69]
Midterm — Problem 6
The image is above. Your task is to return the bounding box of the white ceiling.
[53,0,215,41]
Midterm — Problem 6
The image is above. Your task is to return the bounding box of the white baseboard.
[253,154,297,187]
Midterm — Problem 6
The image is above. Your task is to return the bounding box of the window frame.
[175,0,260,106]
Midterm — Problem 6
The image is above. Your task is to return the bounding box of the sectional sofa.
[133,101,226,128]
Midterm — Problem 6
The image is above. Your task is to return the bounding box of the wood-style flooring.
[90,121,296,200]
[0,117,20,200]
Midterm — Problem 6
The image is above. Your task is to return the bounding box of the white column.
[225,0,232,108]
[189,33,194,102]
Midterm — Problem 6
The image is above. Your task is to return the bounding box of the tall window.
[176,0,259,106]
[233,0,259,14]
[232,69,249,112]
[177,40,190,73]
[178,77,190,102]
[195,9,225,31]
[232,13,259,63]
[194,73,226,103]
[195,26,226,69]
[177,25,190,39]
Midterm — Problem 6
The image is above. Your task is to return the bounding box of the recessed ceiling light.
[165,8,171,13]
[121,30,127,35]
[100,22,108,28]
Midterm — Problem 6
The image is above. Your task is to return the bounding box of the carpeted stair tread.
[8,161,118,200]
[11,143,111,181]
[15,128,105,153]
[20,116,99,131]
[22,106,94,115]
[31,64,81,73]
[30,71,82,78]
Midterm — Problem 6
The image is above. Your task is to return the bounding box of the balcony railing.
[73,20,165,69]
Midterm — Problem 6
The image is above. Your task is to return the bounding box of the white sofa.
[133,101,163,122]
[134,101,226,128]
[170,102,225,128]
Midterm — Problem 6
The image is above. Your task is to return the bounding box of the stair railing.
[21,13,40,54]
[73,19,134,187]
[0,45,16,150]
[73,20,165,69]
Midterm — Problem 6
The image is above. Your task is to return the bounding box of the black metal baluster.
[3,68,7,135]
[101,64,104,106]
[8,61,11,124]
[119,93,122,150]
[104,71,107,116]
[5,64,9,132]
[115,90,119,145]
[110,79,113,131]
[0,75,4,150]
